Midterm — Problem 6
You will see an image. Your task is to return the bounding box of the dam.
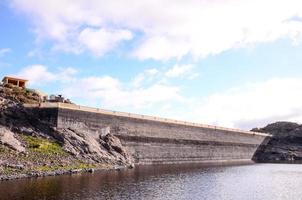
[25,103,269,165]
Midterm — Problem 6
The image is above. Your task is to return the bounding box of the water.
[0,163,302,200]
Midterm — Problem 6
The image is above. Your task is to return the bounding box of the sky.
[1,0,302,130]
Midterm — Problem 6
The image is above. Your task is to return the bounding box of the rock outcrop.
[59,127,132,164]
[0,126,25,152]
[252,122,302,162]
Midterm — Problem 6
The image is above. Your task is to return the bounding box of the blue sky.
[1,0,302,129]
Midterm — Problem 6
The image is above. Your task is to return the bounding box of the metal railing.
[24,102,269,137]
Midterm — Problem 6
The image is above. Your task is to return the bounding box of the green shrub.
[21,135,67,156]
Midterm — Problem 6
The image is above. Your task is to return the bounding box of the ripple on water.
[0,163,302,200]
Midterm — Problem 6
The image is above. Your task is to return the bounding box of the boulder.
[0,126,25,152]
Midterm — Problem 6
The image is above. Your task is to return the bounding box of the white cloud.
[63,76,182,109]
[132,64,198,88]
[17,65,56,84]
[132,68,159,87]
[189,78,302,129]
[17,65,77,85]
[165,64,198,79]
[11,0,302,60]
[145,68,159,76]
[132,36,190,60]
[0,48,11,56]
[16,64,182,109]
[78,28,133,56]
[57,67,78,82]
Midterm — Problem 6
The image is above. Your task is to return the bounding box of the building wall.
[27,103,268,165]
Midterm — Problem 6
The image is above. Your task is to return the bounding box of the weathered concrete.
[25,103,269,165]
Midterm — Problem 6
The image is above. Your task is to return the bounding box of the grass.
[0,135,104,176]
[20,135,97,172]
[21,135,67,156]
[2,167,21,175]
[34,163,96,172]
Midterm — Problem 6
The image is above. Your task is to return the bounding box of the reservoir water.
[0,163,301,200]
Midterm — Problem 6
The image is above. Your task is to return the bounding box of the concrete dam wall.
[26,103,269,165]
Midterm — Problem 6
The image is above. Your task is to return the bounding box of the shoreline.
[1,160,301,182]
[0,165,130,181]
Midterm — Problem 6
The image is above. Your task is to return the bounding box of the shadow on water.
[0,163,238,200]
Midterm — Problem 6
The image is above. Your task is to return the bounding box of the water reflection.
[1,163,302,200]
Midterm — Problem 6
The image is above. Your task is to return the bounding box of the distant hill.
[252,122,302,162]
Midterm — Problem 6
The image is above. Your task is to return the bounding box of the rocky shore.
[252,122,302,162]
[0,84,133,181]
[0,165,130,181]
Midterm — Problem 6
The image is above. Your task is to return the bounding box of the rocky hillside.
[252,122,302,162]
[0,84,133,180]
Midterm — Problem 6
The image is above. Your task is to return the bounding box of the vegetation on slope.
[0,134,102,178]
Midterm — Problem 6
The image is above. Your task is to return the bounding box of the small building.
[2,76,28,88]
